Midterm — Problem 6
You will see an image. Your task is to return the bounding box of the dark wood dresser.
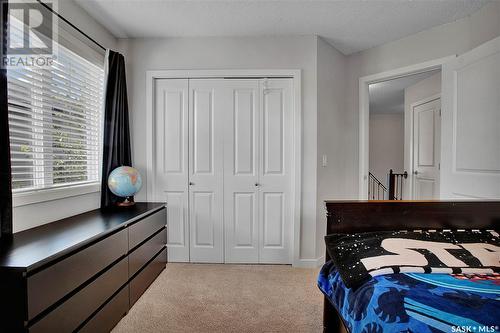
[0,202,167,333]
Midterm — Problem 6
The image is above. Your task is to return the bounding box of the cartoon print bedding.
[325,230,500,288]
[318,261,500,333]
[318,230,500,332]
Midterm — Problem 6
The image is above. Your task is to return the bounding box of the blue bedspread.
[318,261,500,333]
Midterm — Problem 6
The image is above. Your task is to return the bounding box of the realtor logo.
[1,0,58,68]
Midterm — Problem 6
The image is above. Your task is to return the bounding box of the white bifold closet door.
[188,79,225,263]
[154,79,190,262]
[154,78,292,264]
[224,79,292,264]
[258,79,292,264]
[222,80,260,263]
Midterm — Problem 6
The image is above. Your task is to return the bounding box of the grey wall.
[346,1,500,199]
[57,0,117,50]
[13,0,117,232]
[117,35,324,263]
[116,3,500,262]
[12,1,500,265]
[369,113,404,188]
[315,37,349,261]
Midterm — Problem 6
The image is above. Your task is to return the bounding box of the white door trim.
[146,69,302,266]
[358,56,456,199]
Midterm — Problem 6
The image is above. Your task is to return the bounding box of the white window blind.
[7,17,105,193]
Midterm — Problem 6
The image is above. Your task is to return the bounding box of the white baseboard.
[293,256,325,268]
[169,256,326,267]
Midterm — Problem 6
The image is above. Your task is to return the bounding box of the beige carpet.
[113,264,323,333]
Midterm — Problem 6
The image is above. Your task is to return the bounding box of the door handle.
[189,182,195,186]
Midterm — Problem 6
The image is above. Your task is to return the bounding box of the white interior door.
[224,80,260,263]
[258,79,292,264]
[154,79,189,262]
[412,98,441,200]
[188,79,224,262]
[441,36,500,199]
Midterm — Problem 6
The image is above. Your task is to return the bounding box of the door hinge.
[439,109,442,117]
[262,78,269,89]
[438,163,441,170]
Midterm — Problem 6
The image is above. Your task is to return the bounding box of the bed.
[319,200,500,333]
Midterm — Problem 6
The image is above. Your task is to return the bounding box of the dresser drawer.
[128,208,166,250]
[27,229,128,319]
[129,228,167,278]
[129,248,166,306]
[29,256,128,333]
[79,286,129,333]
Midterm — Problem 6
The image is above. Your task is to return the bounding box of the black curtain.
[1,0,13,239]
[100,51,132,208]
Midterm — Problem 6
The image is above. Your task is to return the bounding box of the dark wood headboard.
[326,200,500,239]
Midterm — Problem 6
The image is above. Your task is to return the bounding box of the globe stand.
[117,197,135,207]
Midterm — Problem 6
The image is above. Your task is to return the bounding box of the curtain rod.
[36,0,107,52]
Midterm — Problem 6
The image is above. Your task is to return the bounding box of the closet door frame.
[146,70,302,266]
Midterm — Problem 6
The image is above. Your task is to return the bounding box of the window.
[7,16,105,198]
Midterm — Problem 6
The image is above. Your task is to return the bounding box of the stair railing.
[388,169,408,200]
[368,172,387,200]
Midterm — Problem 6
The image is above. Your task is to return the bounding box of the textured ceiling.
[75,0,489,55]
[369,70,440,114]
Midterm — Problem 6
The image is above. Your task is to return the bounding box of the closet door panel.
[262,192,284,247]
[192,90,214,174]
[224,81,260,263]
[259,79,293,264]
[154,79,189,262]
[234,89,256,175]
[233,193,256,247]
[164,92,184,173]
[263,89,285,175]
[192,192,215,246]
[189,80,224,263]
[164,192,186,247]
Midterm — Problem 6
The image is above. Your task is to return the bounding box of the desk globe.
[107,166,143,206]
